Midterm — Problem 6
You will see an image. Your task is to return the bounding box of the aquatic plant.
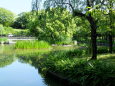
[15,40,51,49]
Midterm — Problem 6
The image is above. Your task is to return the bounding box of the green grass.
[15,40,51,49]
[0,38,8,42]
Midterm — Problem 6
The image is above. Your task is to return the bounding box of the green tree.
[0,8,14,26]
[12,12,32,29]
[107,0,115,53]
[30,7,76,44]
[96,0,115,53]
[32,0,108,59]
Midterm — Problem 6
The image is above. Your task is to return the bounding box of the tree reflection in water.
[0,45,77,86]
[0,45,16,68]
[18,52,78,86]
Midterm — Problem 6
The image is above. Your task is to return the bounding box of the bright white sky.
[0,0,32,14]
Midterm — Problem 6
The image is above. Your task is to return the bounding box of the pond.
[0,45,75,86]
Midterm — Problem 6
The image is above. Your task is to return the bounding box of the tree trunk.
[108,34,113,53]
[87,14,97,60]
[108,1,113,53]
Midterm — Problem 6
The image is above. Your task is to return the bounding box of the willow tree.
[32,0,110,60]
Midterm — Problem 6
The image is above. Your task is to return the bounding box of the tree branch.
[54,1,74,12]
[73,11,86,17]
[54,1,86,18]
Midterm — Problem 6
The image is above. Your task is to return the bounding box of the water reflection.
[0,45,75,86]
[0,54,15,68]
[17,52,75,86]
[0,45,16,68]
[0,60,46,86]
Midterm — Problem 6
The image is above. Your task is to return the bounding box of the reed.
[15,40,51,49]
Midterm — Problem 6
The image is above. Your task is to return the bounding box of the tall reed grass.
[15,40,51,49]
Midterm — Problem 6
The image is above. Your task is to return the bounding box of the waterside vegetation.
[17,49,115,86]
[15,40,51,49]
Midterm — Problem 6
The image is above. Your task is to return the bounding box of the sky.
[0,0,32,14]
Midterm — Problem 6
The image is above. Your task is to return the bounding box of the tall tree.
[12,12,31,29]
[108,0,114,53]
[32,0,110,59]
[29,8,76,43]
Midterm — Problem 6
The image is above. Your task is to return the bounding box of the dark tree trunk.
[108,1,113,53]
[108,34,113,53]
[74,11,97,60]
[87,14,97,60]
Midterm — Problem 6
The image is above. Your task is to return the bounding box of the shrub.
[66,48,89,58]
[13,29,30,36]
[97,46,109,54]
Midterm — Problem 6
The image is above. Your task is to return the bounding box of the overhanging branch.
[54,1,86,18]
[54,1,74,12]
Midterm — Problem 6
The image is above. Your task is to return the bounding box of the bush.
[15,40,51,49]
[29,7,76,44]
[66,48,89,58]
[97,40,109,43]
[4,27,14,35]
[13,29,30,36]
[97,46,109,54]
[0,8,14,26]
[0,26,14,36]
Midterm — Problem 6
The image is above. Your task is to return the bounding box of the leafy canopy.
[0,8,15,26]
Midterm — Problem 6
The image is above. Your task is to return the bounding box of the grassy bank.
[18,48,115,86]
[15,40,51,49]
[39,51,115,86]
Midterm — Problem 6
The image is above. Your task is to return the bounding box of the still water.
[0,60,46,86]
[0,45,73,86]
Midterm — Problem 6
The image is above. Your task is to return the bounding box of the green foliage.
[0,8,14,26]
[0,24,15,36]
[13,29,30,36]
[113,47,115,53]
[0,25,30,36]
[15,40,51,49]
[0,38,8,42]
[34,50,115,86]
[97,46,109,54]
[3,27,14,35]
[0,24,4,29]
[30,7,76,44]
[73,17,90,38]
[12,12,32,29]
[97,39,109,44]
[0,55,14,67]
[0,24,4,36]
